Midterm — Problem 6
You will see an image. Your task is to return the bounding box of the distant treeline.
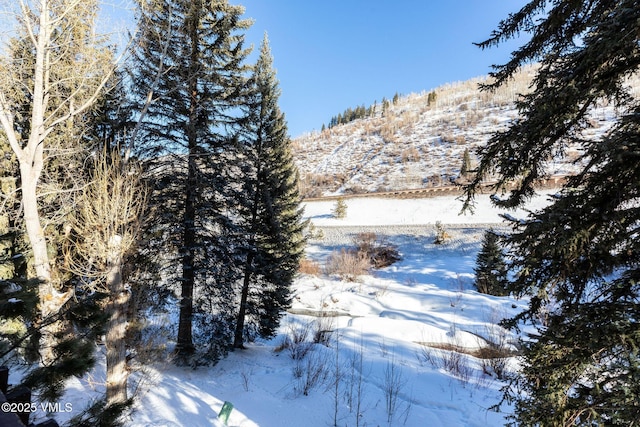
[323,90,437,131]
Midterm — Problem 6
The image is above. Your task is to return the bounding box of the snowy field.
[29,192,553,427]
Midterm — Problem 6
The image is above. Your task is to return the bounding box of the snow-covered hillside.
[23,192,554,427]
[292,65,632,197]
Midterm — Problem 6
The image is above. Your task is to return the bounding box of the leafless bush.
[324,249,370,281]
[442,348,472,383]
[275,322,314,360]
[478,311,517,379]
[383,355,407,424]
[293,350,331,396]
[400,146,420,163]
[240,366,253,392]
[354,232,402,269]
[478,345,511,380]
[313,314,335,345]
[434,221,451,244]
[299,258,321,276]
[417,340,472,383]
[345,339,368,427]
[298,173,336,197]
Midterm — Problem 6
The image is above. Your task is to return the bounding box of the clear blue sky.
[101,1,529,138]
[240,1,529,137]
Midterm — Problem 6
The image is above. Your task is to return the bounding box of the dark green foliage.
[130,0,251,362]
[327,103,370,128]
[464,0,640,424]
[23,336,96,402]
[234,35,307,347]
[473,230,508,296]
[427,91,437,107]
[67,398,132,427]
[0,286,108,402]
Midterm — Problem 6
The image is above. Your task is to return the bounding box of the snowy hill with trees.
[292,64,637,197]
[2,1,640,426]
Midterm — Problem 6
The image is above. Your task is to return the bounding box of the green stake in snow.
[218,401,234,425]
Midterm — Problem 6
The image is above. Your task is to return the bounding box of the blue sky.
[101,1,529,138]
[240,1,529,137]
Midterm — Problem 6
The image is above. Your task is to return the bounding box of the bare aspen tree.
[66,152,146,406]
[0,0,115,363]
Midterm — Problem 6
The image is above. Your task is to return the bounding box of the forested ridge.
[0,0,304,423]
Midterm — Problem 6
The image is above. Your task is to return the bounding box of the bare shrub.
[400,146,420,163]
[478,345,512,380]
[275,322,314,360]
[417,340,472,383]
[346,339,368,426]
[240,366,253,392]
[299,258,321,276]
[441,348,472,383]
[312,314,335,345]
[434,221,451,244]
[383,355,407,424]
[478,311,518,379]
[454,135,467,145]
[293,350,330,396]
[324,249,370,281]
[298,173,336,197]
[353,232,402,269]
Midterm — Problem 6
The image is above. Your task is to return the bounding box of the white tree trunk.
[0,0,111,364]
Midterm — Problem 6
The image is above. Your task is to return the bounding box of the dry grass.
[324,249,370,281]
[299,258,321,276]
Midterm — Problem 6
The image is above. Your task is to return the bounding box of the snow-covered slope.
[25,192,552,427]
[293,65,631,197]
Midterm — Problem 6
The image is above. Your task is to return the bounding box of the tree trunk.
[105,240,129,406]
[233,252,254,349]
[20,161,60,365]
[176,155,196,357]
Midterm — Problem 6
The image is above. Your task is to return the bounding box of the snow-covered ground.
[24,193,553,427]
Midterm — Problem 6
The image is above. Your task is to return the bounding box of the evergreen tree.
[234,35,306,347]
[464,1,640,424]
[459,147,472,180]
[473,229,508,296]
[427,91,437,107]
[130,0,251,362]
[332,197,348,219]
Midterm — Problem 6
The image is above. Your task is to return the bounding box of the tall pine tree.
[130,0,251,362]
[233,35,306,348]
[464,1,640,424]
